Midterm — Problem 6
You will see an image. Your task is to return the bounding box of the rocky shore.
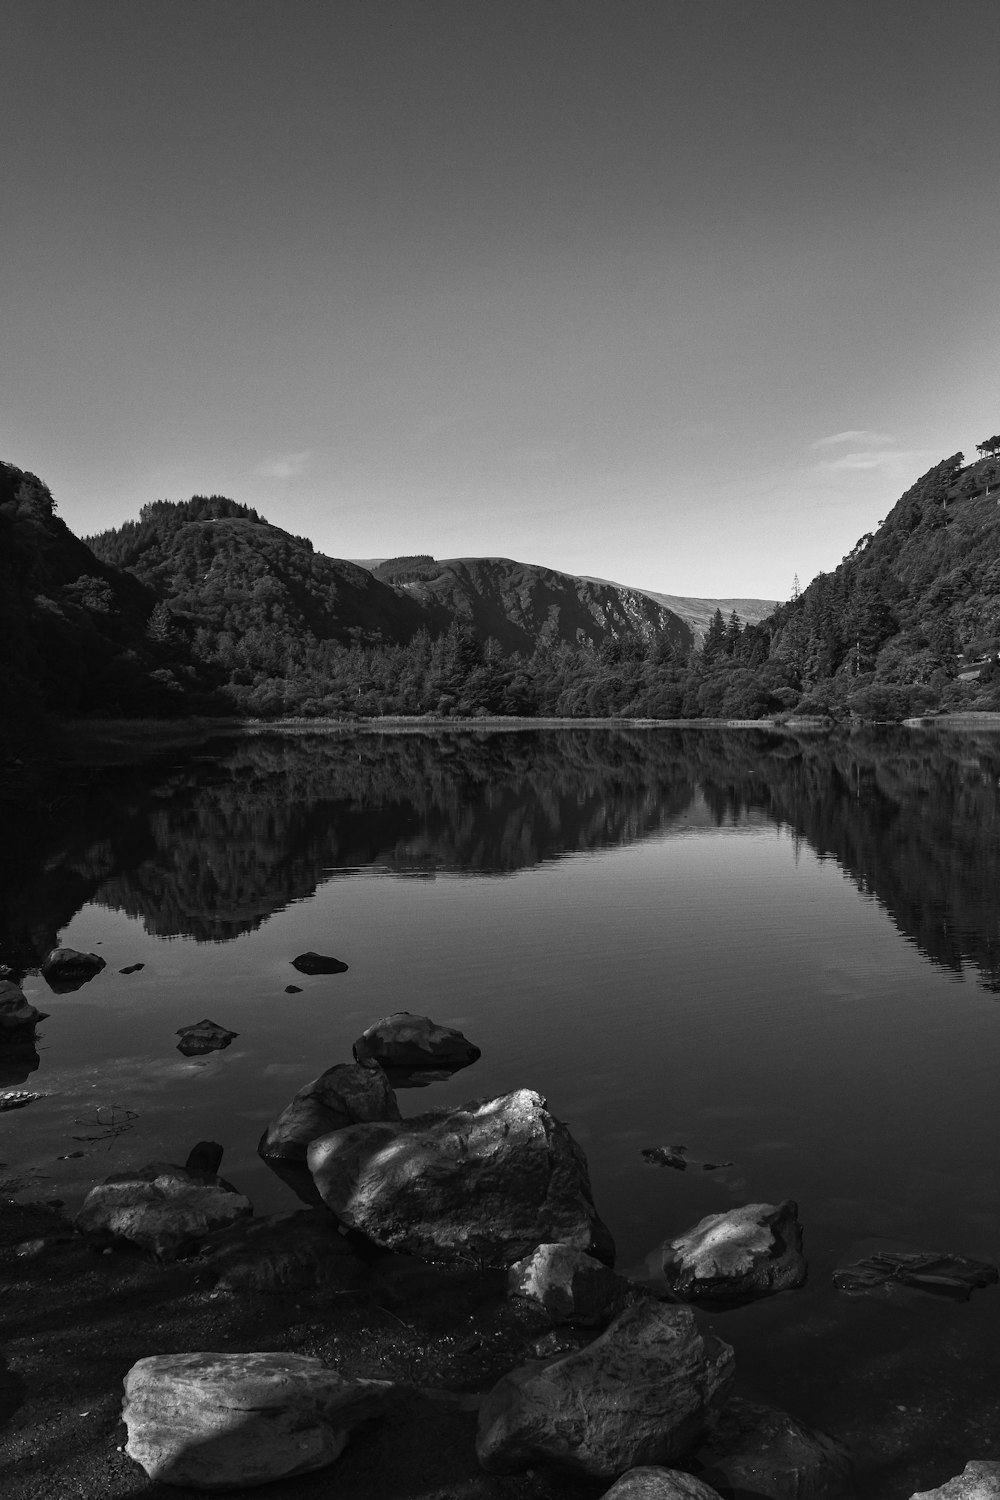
[2,962,1000,1498]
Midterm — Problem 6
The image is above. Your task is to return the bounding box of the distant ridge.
[581,579,779,643]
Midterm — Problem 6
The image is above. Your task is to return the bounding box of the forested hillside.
[3,442,1000,731]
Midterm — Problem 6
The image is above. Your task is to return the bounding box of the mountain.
[368,554,693,654]
[581,579,777,642]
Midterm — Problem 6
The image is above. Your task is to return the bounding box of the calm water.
[3,724,1000,1490]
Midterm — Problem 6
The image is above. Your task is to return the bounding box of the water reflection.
[3,726,1000,991]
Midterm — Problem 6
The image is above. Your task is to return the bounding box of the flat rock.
[203,1210,366,1294]
[912,1462,1000,1498]
[0,1088,43,1111]
[508,1242,639,1327]
[0,979,48,1036]
[39,947,106,992]
[833,1250,998,1301]
[695,1397,853,1500]
[291,951,349,975]
[260,1061,401,1162]
[75,1161,252,1260]
[476,1300,734,1478]
[122,1350,388,1488]
[176,1019,239,1056]
[308,1087,615,1268]
[353,1010,481,1086]
[601,1469,723,1499]
[656,1201,807,1306]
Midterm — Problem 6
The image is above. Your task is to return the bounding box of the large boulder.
[695,1398,853,1500]
[352,1011,481,1086]
[0,979,48,1038]
[259,1061,401,1162]
[600,1470,723,1499]
[912,1463,1000,1499]
[508,1242,638,1327]
[476,1300,734,1478]
[75,1161,252,1260]
[308,1087,614,1268]
[122,1351,387,1488]
[655,1201,806,1306]
[39,947,106,992]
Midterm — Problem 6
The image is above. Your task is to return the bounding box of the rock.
[508,1242,639,1327]
[0,979,48,1037]
[476,1300,734,1478]
[833,1250,999,1301]
[309,1087,615,1268]
[185,1141,225,1174]
[75,1161,252,1259]
[600,1468,723,1499]
[175,1019,238,1056]
[119,963,145,974]
[260,1062,401,1163]
[641,1146,733,1173]
[655,1201,806,1306]
[0,1088,43,1111]
[204,1210,366,1294]
[122,1351,388,1488]
[353,1011,481,1086]
[912,1461,1000,1498]
[39,947,106,992]
[291,951,349,975]
[695,1397,853,1500]
[285,984,302,993]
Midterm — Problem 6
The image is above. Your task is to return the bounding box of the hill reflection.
[3,726,1000,991]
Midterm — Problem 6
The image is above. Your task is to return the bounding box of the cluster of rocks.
[19,994,998,1496]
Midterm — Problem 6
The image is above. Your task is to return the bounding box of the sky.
[3,0,999,600]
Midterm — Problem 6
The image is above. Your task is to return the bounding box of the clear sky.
[3,0,999,599]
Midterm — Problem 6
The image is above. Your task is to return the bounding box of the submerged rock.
[291,952,349,975]
[508,1242,638,1327]
[75,1161,252,1259]
[308,1087,615,1268]
[122,1351,388,1488]
[119,962,144,974]
[655,1201,806,1306]
[260,1061,401,1162]
[641,1146,733,1173]
[175,1019,239,1056]
[600,1469,723,1499]
[0,1088,43,1111]
[39,947,106,992]
[695,1397,853,1500]
[833,1249,998,1300]
[912,1462,1000,1498]
[476,1300,734,1478]
[352,1011,481,1086]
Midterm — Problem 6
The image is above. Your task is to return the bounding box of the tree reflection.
[3,727,1000,992]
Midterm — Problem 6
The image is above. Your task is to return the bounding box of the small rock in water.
[833,1249,999,1300]
[291,952,349,975]
[39,947,106,992]
[641,1145,733,1173]
[185,1140,225,1174]
[911,1460,1000,1498]
[176,1020,238,1056]
[655,1201,807,1307]
[285,984,303,993]
[352,1011,481,1086]
[0,1089,43,1111]
[119,963,145,975]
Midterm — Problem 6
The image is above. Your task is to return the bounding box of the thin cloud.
[255,450,311,480]
[811,430,896,450]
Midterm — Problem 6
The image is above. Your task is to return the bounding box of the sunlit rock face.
[911,1462,1000,1499]
[122,1351,387,1488]
[654,1200,806,1306]
[75,1161,252,1260]
[475,1301,734,1478]
[308,1087,615,1268]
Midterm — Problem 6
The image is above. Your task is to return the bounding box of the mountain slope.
[581,578,777,642]
[371,555,694,654]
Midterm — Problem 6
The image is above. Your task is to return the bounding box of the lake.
[3,723,1000,1491]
